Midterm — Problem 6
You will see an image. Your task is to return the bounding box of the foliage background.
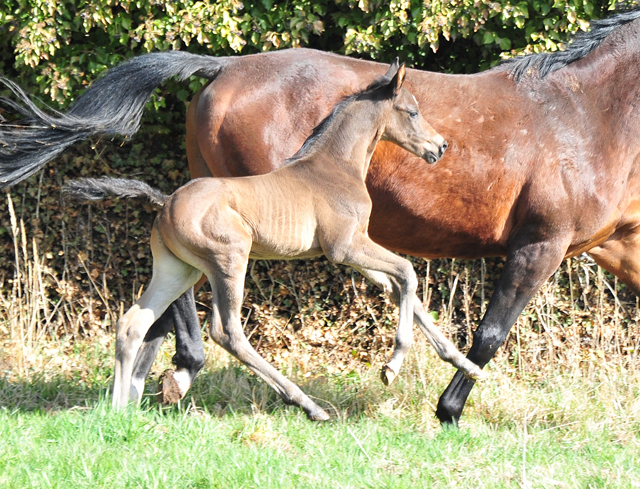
[0,0,623,107]
[1,0,639,381]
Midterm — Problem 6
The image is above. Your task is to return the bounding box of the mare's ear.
[384,58,400,78]
[390,62,406,96]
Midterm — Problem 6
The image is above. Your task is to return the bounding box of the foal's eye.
[409,110,418,119]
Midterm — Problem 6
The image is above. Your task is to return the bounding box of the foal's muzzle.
[425,140,448,164]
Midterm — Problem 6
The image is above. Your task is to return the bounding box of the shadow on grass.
[0,374,109,412]
[0,364,390,419]
[149,365,388,420]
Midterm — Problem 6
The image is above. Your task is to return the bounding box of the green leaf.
[482,30,495,45]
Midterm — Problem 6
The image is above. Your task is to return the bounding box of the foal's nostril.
[439,140,448,157]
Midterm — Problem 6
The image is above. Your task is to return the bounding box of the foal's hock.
[65,61,483,419]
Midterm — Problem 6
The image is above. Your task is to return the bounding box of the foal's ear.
[384,58,400,78]
[390,62,406,95]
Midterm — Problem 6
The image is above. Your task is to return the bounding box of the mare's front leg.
[436,235,569,425]
[204,252,330,421]
[129,288,204,403]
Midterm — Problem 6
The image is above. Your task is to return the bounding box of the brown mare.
[2,7,640,424]
[62,63,483,419]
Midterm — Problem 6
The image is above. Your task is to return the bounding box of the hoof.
[381,365,397,386]
[465,366,488,382]
[159,369,185,405]
[305,406,331,422]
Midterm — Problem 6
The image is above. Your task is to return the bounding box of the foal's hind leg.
[203,253,330,421]
[129,306,176,402]
[132,285,208,405]
[113,231,201,409]
[158,288,206,404]
[130,289,202,402]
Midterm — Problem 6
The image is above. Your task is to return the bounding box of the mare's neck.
[545,20,640,105]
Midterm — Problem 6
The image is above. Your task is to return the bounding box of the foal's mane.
[505,6,640,82]
[285,76,393,164]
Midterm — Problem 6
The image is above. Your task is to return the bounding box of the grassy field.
[1,334,639,488]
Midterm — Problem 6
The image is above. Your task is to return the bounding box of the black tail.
[63,177,169,207]
[0,51,229,188]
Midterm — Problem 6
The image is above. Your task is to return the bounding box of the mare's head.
[376,60,447,164]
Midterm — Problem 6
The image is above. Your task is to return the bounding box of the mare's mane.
[285,75,393,164]
[505,6,640,82]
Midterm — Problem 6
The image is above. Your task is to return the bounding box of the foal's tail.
[0,51,230,188]
[63,177,169,207]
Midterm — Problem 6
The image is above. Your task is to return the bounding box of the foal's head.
[378,60,447,164]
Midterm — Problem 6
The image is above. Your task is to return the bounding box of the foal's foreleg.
[357,267,484,384]
[333,235,418,384]
[338,234,484,384]
[353,267,415,384]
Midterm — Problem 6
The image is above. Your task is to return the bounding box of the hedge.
[0,0,620,108]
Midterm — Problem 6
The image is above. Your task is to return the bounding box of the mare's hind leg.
[204,253,330,421]
[129,288,206,405]
[587,225,640,296]
[113,230,201,409]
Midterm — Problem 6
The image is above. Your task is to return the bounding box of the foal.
[65,62,484,420]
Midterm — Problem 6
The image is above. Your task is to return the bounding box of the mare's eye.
[409,110,418,119]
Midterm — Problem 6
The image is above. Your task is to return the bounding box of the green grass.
[1,337,640,488]
[0,399,639,488]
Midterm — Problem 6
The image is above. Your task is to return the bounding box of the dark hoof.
[158,369,184,405]
[380,365,397,386]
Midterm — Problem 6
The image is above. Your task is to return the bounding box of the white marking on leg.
[169,369,193,398]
